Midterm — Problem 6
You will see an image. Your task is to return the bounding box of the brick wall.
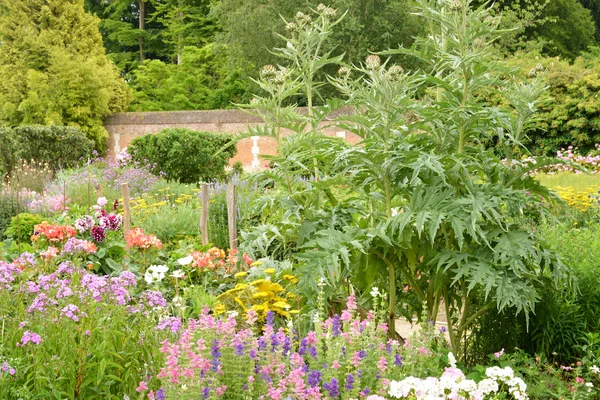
[104,108,359,170]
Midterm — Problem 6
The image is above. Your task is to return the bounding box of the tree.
[0,0,130,152]
[150,0,214,65]
[85,0,169,72]
[580,0,600,42]
[211,0,423,72]
[129,44,249,111]
[532,0,596,59]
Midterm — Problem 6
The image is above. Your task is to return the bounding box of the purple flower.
[258,336,267,351]
[202,387,210,399]
[394,353,403,366]
[440,326,447,333]
[282,336,291,355]
[308,370,321,387]
[233,339,245,356]
[332,314,341,336]
[358,350,367,359]
[155,388,165,400]
[211,338,221,372]
[308,346,318,358]
[323,377,340,397]
[345,373,355,390]
[266,311,274,327]
[298,338,308,355]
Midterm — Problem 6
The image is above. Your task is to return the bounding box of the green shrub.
[4,213,46,244]
[0,126,94,175]
[506,51,600,155]
[0,193,19,239]
[127,128,237,184]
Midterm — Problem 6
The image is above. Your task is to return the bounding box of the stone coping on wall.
[104,106,354,127]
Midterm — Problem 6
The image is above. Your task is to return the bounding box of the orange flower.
[125,228,162,250]
[32,222,76,243]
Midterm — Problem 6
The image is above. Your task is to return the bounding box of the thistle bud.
[449,0,462,11]
[387,65,404,80]
[260,64,277,79]
[337,66,351,77]
[365,54,381,69]
[285,22,297,32]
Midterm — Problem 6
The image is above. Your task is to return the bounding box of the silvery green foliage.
[239,0,572,354]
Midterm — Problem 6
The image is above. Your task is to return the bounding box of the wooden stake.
[122,183,131,237]
[200,183,209,246]
[96,184,102,199]
[226,183,237,251]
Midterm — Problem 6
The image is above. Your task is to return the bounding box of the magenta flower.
[20,330,42,346]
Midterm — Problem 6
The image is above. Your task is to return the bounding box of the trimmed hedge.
[0,125,94,175]
[127,128,237,184]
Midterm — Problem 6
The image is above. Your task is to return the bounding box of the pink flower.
[341,309,352,322]
[378,356,388,372]
[136,381,148,392]
[332,360,342,369]
[346,295,357,312]
[576,377,585,384]
[494,348,505,359]
[216,385,228,396]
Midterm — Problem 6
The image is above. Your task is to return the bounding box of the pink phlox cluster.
[0,260,22,288]
[20,330,42,346]
[157,317,182,333]
[1,361,16,376]
[60,304,87,322]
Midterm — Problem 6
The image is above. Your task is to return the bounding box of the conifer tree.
[0,0,130,152]
[150,0,214,65]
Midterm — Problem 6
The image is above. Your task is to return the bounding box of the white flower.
[370,286,381,298]
[146,265,168,283]
[97,197,108,207]
[477,378,499,395]
[591,365,600,374]
[150,264,168,274]
[448,352,457,368]
[177,256,193,266]
[144,271,155,285]
[170,269,185,279]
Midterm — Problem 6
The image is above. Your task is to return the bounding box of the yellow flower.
[253,291,269,299]
[214,304,226,314]
[289,310,300,315]
[234,271,248,278]
[234,297,246,310]
[249,279,264,286]
[273,301,290,309]
[264,268,276,275]
[250,261,263,267]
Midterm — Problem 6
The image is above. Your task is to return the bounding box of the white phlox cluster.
[388,355,528,400]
